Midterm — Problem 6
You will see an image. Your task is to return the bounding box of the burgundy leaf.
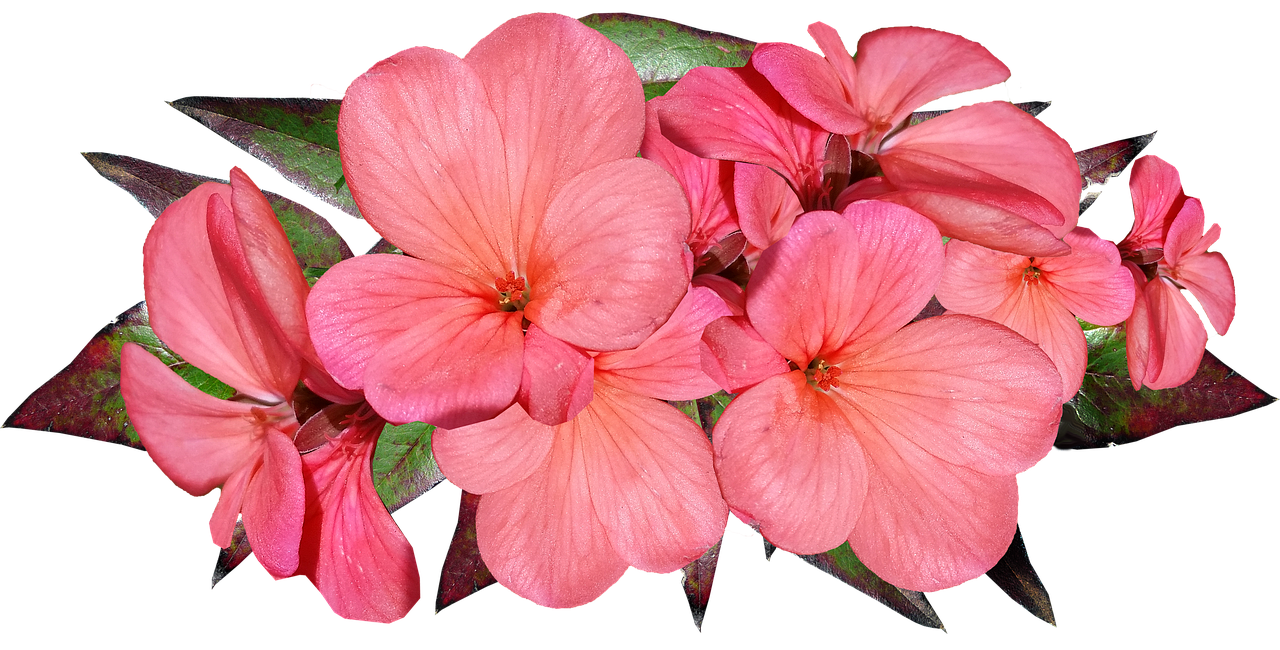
[908,100,1050,127]
[681,538,722,631]
[435,490,496,612]
[1075,132,1156,214]
[985,525,1055,625]
[797,543,944,629]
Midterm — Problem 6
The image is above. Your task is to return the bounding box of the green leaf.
[1056,326,1276,448]
[796,542,944,629]
[3,302,232,448]
[680,538,722,631]
[168,97,361,218]
[435,490,497,612]
[908,100,1050,127]
[372,420,445,512]
[579,14,755,100]
[1076,132,1156,214]
[985,526,1055,625]
[82,152,353,269]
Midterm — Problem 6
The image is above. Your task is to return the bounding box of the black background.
[10,8,1269,639]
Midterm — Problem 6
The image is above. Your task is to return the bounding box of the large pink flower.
[1120,156,1235,389]
[710,200,1062,591]
[307,14,691,430]
[935,228,1135,401]
[120,169,418,622]
[433,287,731,607]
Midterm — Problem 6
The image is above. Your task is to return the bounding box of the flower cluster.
[119,13,1236,621]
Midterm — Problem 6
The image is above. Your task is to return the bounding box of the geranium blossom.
[710,200,1062,591]
[1120,156,1235,389]
[306,13,691,430]
[433,287,731,607]
[935,228,1135,401]
[120,169,417,622]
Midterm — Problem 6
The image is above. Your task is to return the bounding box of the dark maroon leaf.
[796,542,944,629]
[694,231,747,276]
[1076,132,1156,214]
[763,537,777,561]
[681,538,722,631]
[908,100,1050,127]
[436,490,497,612]
[985,526,1055,625]
[911,296,946,322]
[365,238,402,255]
[212,520,252,587]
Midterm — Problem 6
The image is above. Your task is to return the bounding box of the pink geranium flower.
[120,169,418,622]
[306,14,691,429]
[935,228,1135,401]
[1120,156,1235,390]
[711,200,1063,591]
[432,287,731,607]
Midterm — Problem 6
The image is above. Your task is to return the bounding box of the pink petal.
[883,102,1080,239]
[1039,228,1135,327]
[852,28,1010,130]
[751,39,868,135]
[839,314,1061,474]
[206,194,301,400]
[734,162,803,251]
[1142,277,1207,390]
[653,64,831,209]
[935,239,1028,316]
[577,385,727,573]
[525,157,690,352]
[298,419,419,622]
[825,200,944,359]
[807,23,859,95]
[747,211,862,365]
[467,13,645,255]
[713,371,868,554]
[516,324,595,426]
[640,103,738,254]
[476,429,628,608]
[1161,197,1207,269]
[143,182,285,401]
[1123,262,1152,390]
[983,283,1089,402]
[120,343,264,495]
[209,461,253,548]
[847,423,1019,592]
[336,45,511,281]
[1175,251,1235,336]
[241,428,305,578]
[1121,155,1185,254]
[594,286,731,400]
[700,315,791,393]
[434,403,555,495]
[692,274,746,316]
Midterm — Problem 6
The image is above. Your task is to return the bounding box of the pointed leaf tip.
[435,491,496,613]
[797,543,945,629]
[986,526,1055,625]
[1076,132,1157,214]
[212,520,253,588]
[681,538,722,631]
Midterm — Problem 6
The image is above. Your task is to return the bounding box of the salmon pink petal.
[1161,198,1207,269]
[306,253,494,390]
[120,343,262,496]
[476,429,628,608]
[839,315,1061,474]
[825,201,944,360]
[143,182,281,401]
[987,285,1089,402]
[1143,277,1207,390]
[713,371,868,554]
[1039,228,1135,327]
[751,40,868,135]
[935,239,1027,316]
[525,157,690,352]
[1124,262,1152,390]
[884,102,1080,238]
[337,45,510,280]
[848,423,1019,592]
[595,287,731,400]
[853,28,1010,129]
[517,324,595,426]
[578,385,727,573]
[298,425,419,622]
[434,404,554,495]
[241,428,305,578]
[734,162,803,251]
[692,274,746,316]
[872,149,1071,257]
[1176,251,1235,336]
[653,65,831,208]
[1122,155,1185,253]
[640,103,737,252]
[209,461,253,548]
[467,13,644,256]
[747,211,861,364]
[700,315,791,393]
[206,194,301,400]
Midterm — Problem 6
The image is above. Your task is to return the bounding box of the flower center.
[1023,266,1043,284]
[805,359,843,391]
[495,271,529,312]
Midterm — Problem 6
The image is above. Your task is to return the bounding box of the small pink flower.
[710,200,1062,591]
[935,228,1135,401]
[1121,157,1235,389]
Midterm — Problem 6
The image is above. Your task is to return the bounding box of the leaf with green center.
[3,302,231,448]
[1055,325,1275,448]
[985,526,1055,625]
[579,14,755,100]
[681,538,721,631]
[907,101,1050,127]
[436,490,496,612]
[168,97,360,218]
[1076,132,1156,214]
[82,153,353,269]
[796,542,944,629]
[372,421,445,512]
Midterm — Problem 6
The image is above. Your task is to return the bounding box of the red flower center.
[495,271,529,311]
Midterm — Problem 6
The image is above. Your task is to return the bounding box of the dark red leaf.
[797,542,944,629]
[212,520,252,587]
[1075,132,1156,214]
[681,538,722,631]
[985,526,1055,625]
[435,490,496,612]
[908,100,1050,127]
